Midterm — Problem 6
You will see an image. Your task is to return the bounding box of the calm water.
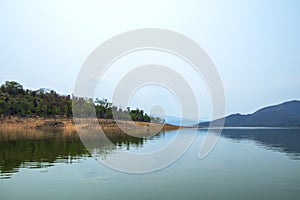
[0,127,300,200]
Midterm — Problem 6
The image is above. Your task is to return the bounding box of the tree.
[1,81,24,96]
[0,81,163,123]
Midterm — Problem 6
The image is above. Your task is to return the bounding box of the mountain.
[199,100,300,127]
[151,114,200,126]
[164,116,199,126]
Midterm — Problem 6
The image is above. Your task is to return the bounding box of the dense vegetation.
[0,81,72,118]
[0,81,162,123]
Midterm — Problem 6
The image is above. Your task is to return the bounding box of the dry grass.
[0,117,181,137]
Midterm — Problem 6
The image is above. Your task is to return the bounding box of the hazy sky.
[1,0,299,119]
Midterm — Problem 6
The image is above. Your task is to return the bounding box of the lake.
[0,127,300,200]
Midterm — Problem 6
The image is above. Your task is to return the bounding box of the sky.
[1,0,300,119]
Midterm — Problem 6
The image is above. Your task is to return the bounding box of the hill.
[0,81,162,123]
[199,100,300,127]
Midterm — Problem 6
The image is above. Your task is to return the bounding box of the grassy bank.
[0,117,181,136]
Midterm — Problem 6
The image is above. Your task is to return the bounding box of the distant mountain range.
[151,114,201,126]
[164,116,200,126]
[199,100,300,127]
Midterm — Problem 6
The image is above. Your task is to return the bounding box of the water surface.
[0,128,299,200]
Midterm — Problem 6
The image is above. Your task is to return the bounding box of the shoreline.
[0,117,182,133]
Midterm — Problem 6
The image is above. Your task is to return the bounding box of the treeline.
[0,81,72,118]
[0,81,163,123]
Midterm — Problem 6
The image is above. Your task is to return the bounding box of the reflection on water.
[0,127,165,179]
[221,128,300,159]
[0,128,90,179]
[0,127,299,179]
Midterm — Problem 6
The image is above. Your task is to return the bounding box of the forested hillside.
[0,81,162,123]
